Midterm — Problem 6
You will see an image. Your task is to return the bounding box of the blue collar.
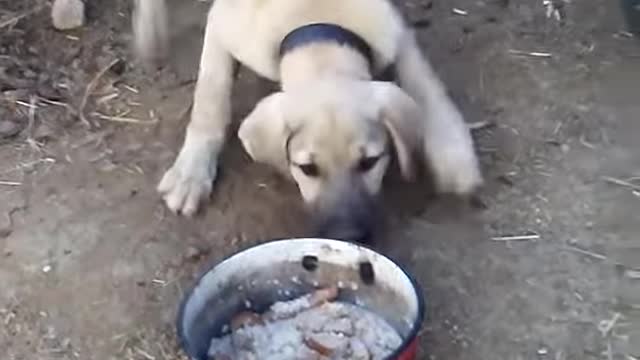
[279,23,375,70]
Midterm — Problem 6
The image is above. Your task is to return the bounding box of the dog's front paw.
[157,141,218,216]
[429,142,483,195]
[425,104,483,195]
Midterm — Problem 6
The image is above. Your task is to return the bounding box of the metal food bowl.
[177,238,426,360]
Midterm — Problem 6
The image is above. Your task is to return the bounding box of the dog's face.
[239,80,422,242]
[286,101,391,202]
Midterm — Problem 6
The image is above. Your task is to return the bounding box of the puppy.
[134,0,483,242]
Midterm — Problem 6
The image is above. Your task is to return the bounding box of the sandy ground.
[1,0,639,359]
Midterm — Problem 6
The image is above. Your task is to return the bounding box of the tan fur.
[134,0,483,216]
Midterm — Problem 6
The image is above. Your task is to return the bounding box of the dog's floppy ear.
[238,92,292,172]
[370,82,423,181]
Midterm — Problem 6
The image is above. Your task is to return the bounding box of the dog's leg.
[395,31,482,195]
[158,18,234,216]
[132,0,169,65]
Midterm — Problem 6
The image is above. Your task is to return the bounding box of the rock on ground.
[51,0,85,30]
[0,120,21,139]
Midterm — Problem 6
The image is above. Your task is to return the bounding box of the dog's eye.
[298,163,319,177]
[358,156,380,172]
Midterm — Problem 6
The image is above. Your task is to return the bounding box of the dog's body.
[133,0,482,241]
[197,0,404,81]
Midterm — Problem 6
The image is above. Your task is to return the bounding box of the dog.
[133,0,483,242]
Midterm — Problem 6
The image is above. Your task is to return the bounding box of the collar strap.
[279,23,374,69]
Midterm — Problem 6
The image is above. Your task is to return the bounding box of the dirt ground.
[1,0,639,359]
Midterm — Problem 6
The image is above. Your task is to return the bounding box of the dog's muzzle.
[312,177,379,244]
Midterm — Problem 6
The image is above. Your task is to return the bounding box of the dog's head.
[238,80,422,242]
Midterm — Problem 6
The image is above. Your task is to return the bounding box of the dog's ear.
[370,82,423,181]
[238,92,292,172]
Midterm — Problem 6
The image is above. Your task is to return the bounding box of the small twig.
[25,95,42,152]
[135,348,156,360]
[603,176,640,191]
[37,97,79,116]
[508,50,553,58]
[598,313,622,337]
[0,181,21,186]
[0,6,44,29]
[96,92,120,105]
[122,85,139,94]
[79,59,121,127]
[14,100,38,109]
[625,269,640,279]
[468,120,496,131]
[452,8,468,16]
[1,205,26,237]
[93,112,158,125]
[564,245,607,261]
[580,134,596,149]
[614,31,635,39]
[27,95,37,135]
[0,158,56,176]
[491,234,540,241]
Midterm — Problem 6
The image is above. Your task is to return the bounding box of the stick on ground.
[94,113,158,125]
[508,49,553,58]
[468,120,496,131]
[0,181,21,186]
[603,176,640,191]
[564,245,607,261]
[0,6,45,29]
[491,234,540,241]
[79,59,121,127]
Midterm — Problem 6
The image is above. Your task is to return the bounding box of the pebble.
[0,120,21,139]
[51,0,85,30]
[184,246,206,261]
[0,228,12,239]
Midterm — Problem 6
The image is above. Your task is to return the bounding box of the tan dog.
[134,0,483,241]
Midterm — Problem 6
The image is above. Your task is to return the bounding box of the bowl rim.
[176,237,426,360]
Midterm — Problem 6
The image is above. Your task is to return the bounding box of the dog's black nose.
[312,177,379,244]
[313,197,377,244]
[316,220,373,244]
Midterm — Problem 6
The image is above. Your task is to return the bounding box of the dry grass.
[0,4,45,29]
[78,58,122,127]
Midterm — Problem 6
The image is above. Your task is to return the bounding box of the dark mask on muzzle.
[312,177,380,244]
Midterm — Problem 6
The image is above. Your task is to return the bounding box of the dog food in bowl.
[177,239,425,360]
[208,286,402,359]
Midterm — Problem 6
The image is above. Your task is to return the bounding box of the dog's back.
[134,0,406,77]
